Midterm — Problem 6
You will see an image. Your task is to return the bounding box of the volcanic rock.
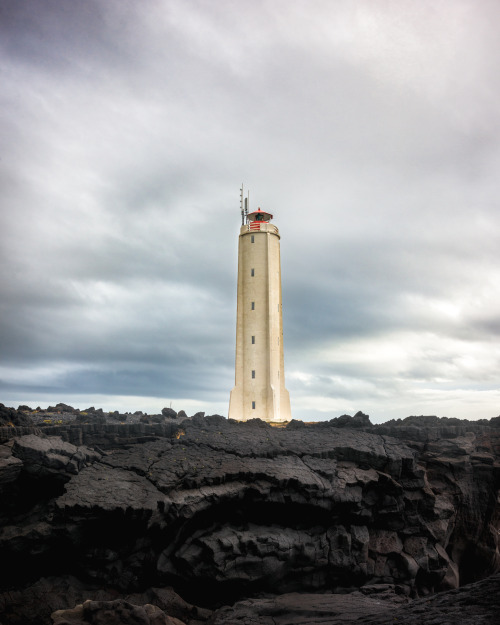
[0,413,498,625]
[0,576,211,625]
[210,573,500,624]
[12,435,101,478]
[0,403,33,427]
[0,443,23,489]
[52,599,185,625]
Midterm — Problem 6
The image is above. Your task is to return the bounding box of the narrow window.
[251,301,255,310]
[252,335,255,344]
[251,268,255,277]
[251,235,254,243]
[252,401,256,409]
[252,370,255,379]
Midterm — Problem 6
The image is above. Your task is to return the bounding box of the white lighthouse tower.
[229,188,292,422]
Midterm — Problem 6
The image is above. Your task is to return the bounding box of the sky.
[1,0,499,423]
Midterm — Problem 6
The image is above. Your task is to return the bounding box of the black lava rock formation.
[0,408,498,624]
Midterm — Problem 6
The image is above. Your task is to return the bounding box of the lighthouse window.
[251,268,255,277]
[252,401,256,409]
[251,235,255,243]
[252,335,255,344]
[251,301,255,310]
[252,370,255,378]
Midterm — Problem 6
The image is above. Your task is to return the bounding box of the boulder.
[109,411,128,422]
[0,577,210,625]
[76,413,106,425]
[52,599,185,625]
[12,435,101,478]
[327,411,372,428]
[0,403,33,427]
[18,405,34,412]
[83,408,104,415]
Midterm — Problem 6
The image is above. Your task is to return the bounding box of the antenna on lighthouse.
[240,184,244,225]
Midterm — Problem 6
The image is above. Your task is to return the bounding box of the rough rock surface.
[0,576,211,625]
[0,442,23,489]
[0,410,498,625]
[12,435,101,478]
[52,599,185,625]
[0,403,34,427]
[211,573,500,624]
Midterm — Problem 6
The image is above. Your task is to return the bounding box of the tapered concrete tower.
[229,190,291,422]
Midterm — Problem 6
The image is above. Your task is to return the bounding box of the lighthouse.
[229,189,292,422]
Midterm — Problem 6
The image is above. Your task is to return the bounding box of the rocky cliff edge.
[0,409,499,624]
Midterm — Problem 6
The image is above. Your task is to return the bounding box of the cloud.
[1,0,499,421]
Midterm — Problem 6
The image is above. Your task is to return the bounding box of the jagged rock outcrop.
[0,412,498,625]
[0,403,33,427]
[0,577,211,625]
[0,443,23,490]
[52,599,185,625]
[12,435,101,478]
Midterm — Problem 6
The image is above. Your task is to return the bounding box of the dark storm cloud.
[0,0,144,75]
[1,0,499,420]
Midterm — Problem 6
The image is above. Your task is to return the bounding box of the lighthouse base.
[228,384,291,423]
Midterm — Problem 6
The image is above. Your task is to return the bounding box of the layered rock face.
[0,413,499,624]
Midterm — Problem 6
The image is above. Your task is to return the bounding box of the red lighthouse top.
[247,207,273,223]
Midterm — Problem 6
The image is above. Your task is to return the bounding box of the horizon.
[1,396,498,426]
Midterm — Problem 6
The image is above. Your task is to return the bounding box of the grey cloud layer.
[1,0,499,420]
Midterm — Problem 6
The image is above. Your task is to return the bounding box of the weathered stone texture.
[0,415,498,624]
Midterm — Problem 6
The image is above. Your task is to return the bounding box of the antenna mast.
[241,184,250,225]
[240,184,244,225]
